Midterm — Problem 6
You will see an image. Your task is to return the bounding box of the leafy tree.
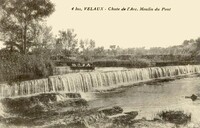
[109,45,121,56]
[182,40,190,46]
[109,45,116,56]
[0,0,55,54]
[190,38,200,58]
[79,39,96,61]
[196,38,200,50]
[57,29,78,56]
[80,39,95,50]
[32,23,53,48]
[94,46,105,57]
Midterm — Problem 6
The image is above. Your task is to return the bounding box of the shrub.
[129,57,152,68]
[157,110,191,125]
[92,58,153,68]
[0,51,54,83]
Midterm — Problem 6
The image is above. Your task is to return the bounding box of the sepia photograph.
[0,0,200,127]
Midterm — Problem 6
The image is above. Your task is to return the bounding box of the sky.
[1,0,200,49]
[46,0,200,49]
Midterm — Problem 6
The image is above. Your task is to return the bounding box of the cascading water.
[0,65,200,98]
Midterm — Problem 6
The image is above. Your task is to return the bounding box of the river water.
[1,66,200,127]
[88,76,200,123]
[0,76,200,127]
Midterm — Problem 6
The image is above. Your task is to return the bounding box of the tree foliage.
[56,29,78,56]
[79,39,96,61]
[0,0,55,54]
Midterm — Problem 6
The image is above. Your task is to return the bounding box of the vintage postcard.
[0,0,200,128]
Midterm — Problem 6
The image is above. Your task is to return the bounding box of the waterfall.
[0,65,200,98]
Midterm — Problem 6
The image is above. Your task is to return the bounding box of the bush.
[92,58,153,68]
[158,110,191,125]
[0,51,54,83]
[129,57,152,68]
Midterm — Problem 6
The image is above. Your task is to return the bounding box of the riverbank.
[0,100,197,128]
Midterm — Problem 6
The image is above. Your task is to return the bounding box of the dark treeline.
[0,0,200,82]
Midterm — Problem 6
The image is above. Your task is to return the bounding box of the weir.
[0,65,200,98]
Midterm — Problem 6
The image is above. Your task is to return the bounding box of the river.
[88,76,200,122]
[1,65,200,127]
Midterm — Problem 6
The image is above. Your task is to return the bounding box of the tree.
[94,46,105,57]
[196,38,200,50]
[56,29,78,56]
[182,40,190,46]
[31,23,54,49]
[0,0,55,54]
[191,38,200,57]
[79,39,96,61]
[109,45,120,56]
[30,24,55,57]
